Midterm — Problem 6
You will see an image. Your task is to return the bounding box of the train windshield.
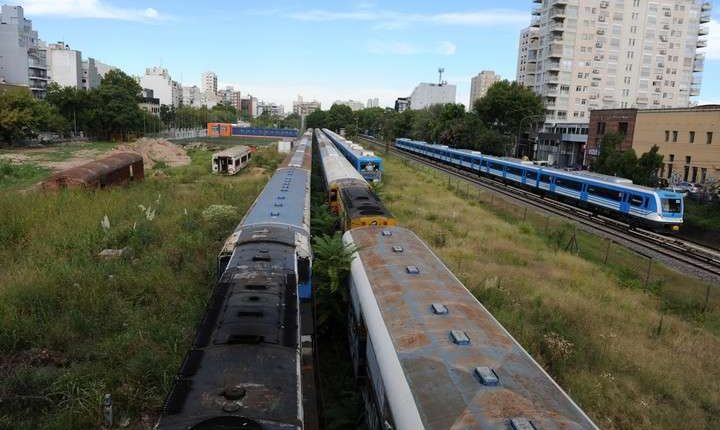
[661,198,682,213]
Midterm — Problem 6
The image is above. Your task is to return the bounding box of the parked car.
[670,181,702,195]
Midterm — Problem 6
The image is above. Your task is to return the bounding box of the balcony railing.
[699,26,709,36]
[697,39,708,48]
[700,13,711,23]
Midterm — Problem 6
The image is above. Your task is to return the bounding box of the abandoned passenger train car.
[322,128,383,182]
[315,129,395,230]
[344,226,598,430]
[156,131,313,430]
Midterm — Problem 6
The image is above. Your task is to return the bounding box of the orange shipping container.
[207,122,232,137]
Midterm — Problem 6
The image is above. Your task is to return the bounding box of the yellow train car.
[339,185,396,231]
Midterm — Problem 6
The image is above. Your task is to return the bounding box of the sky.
[11,0,720,110]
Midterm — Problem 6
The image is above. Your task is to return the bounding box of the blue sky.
[13,0,720,109]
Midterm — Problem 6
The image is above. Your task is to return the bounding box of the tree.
[45,82,90,135]
[86,69,144,140]
[473,80,544,136]
[326,103,354,132]
[305,109,328,129]
[0,89,39,144]
[591,132,664,186]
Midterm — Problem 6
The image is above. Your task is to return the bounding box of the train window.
[480,160,487,167]
[555,178,583,191]
[661,198,682,213]
[506,166,523,176]
[540,174,552,183]
[629,194,645,207]
[526,171,538,180]
[587,185,622,201]
[489,162,501,170]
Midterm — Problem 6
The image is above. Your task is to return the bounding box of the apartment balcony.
[531,17,540,27]
[699,26,709,36]
[702,2,712,11]
[545,74,561,85]
[546,60,561,71]
[525,63,537,74]
[533,0,542,3]
[28,59,47,70]
[549,8,567,20]
[694,60,705,72]
[548,43,563,58]
[697,39,708,48]
[700,12,711,23]
[549,0,568,7]
[549,22,565,33]
[532,6,542,15]
[690,86,701,96]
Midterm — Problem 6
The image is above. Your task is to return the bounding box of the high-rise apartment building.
[469,71,502,107]
[334,99,365,111]
[46,42,82,88]
[293,95,321,116]
[201,71,217,95]
[140,66,181,107]
[517,0,711,123]
[367,97,380,108]
[0,5,48,97]
[409,82,456,110]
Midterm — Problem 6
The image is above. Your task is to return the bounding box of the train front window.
[661,198,682,213]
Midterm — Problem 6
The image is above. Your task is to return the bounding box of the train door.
[620,193,630,214]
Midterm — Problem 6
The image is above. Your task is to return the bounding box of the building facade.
[201,71,217,96]
[0,5,48,98]
[293,95,321,116]
[139,88,160,116]
[241,96,258,118]
[395,97,410,112]
[517,0,711,123]
[139,66,181,107]
[334,99,365,111]
[469,70,501,107]
[256,101,285,117]
[409,82,456,110]
[182,85,203,107]
[588,106,720,183]
[46,42,82,88]
[367,97,380,108]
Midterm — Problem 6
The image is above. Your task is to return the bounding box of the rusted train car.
[41,152,144,190]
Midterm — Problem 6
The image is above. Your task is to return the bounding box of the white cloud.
[16,0,168,22]
[368,40,457,56]
[705,20,720,60]
[286,8,527,29]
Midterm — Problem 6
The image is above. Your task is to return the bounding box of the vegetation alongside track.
[382,155,720,430]
[0,147,284,429]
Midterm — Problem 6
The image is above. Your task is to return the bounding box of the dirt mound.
[116,138,191,169]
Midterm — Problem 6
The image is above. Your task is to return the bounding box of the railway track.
[360,136,720,281]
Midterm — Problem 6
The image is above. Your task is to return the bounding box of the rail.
[359,136,720,281]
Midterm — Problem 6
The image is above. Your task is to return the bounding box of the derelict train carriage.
[212,145,253,175]
[343,226,598,430]
[396,138,685,232]
[156,130,313,430]
[322,128,383,182]
[315,129,395,230]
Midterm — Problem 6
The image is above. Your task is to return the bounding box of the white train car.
[212,145,253,175]
[343,226,598,430]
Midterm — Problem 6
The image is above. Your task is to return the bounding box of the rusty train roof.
[43,152,142,184]
[344,226,598,430]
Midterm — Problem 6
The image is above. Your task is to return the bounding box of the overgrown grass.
[0,161,50,190]
[382,156,720,430]
[0,147,284,429]
[681,199,720,248]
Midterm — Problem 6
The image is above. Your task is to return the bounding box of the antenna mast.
[438,67,445,85]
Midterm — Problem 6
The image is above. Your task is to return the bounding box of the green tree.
[591,132,663,186]
[45,82,90,134]
[86,69,144,140]
[473,80,544,136]
[634,145,664,186]
[326,103,354,132]
[312,232,358,328]
[306,109,328,129]
[0,89,39,144]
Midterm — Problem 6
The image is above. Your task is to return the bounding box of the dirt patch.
[115,138,191,169]
[0,153,32,163]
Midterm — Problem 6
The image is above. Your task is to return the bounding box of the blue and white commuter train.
[323,128,383,182]
[396,138,684,231]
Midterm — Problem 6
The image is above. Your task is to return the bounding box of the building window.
[701,168,707,183]
[683,166,689,181]
[665,130,670,141]
[685,156,691,164]
[672,130,678,142]
[689,131,695,143]
[708,132,714,145]
[618,122,628,136]
[692,167,698,182]
[667,164,673,178]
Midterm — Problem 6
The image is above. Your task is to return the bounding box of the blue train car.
[323,128,383,182]
[157,130,314,430]
[232,127,299,138]
[396,138,684,231]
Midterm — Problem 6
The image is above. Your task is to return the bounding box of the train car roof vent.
[474,366,499,386]
[274,202,283,207]
[392,246,404,253]
[405,265,420,274]
[510,417,537,430]
[431,303,448,315]
[450,330,470,345]
[381,230,392,236]
[270,211,280,217]
[277,196,286,200]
